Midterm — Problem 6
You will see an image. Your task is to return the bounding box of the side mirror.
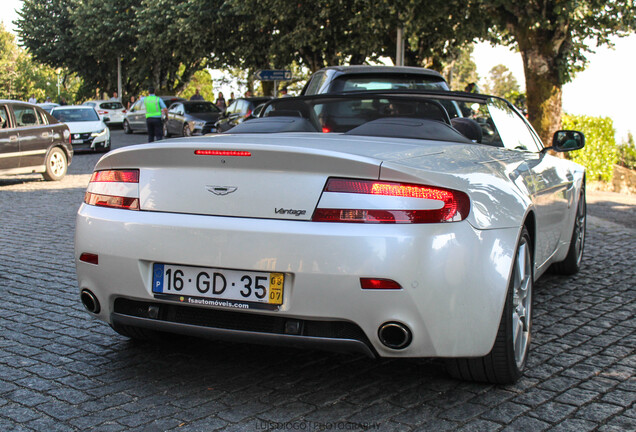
[551,130,585,152]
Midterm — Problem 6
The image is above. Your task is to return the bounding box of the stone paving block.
[480,401,531,423]
[456,418,502,432]
[550,418,597,432]
[500,415,551,432]
[598,414,636,432]
[527,401,577,423]
[575,402,624,422]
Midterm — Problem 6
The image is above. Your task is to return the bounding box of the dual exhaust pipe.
[378,321,412,350]
[80,289,411,350]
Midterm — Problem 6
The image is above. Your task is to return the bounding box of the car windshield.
[185,102,220,114]
[51,108,99,122]
[99,102,123,110]
[331,75,449,92]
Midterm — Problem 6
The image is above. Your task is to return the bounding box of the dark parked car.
[215,97,273,133]
[301,65,450,95]
[163,101,222,137]
[0,100,73,181]
[123,96,186,134]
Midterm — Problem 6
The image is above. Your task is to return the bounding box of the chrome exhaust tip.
[80,289,100,314]
[378,322,412,349]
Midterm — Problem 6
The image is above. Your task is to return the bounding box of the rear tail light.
[98,110,108,114]
[360,278,402,289]
[312,178,470,223]
[84,169,140,210]
[195,150,251,157]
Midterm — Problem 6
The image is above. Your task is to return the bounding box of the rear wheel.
[42,147,67,181]
[123,119,132,134]
[163,122,171,137]
[551,186,586,275]
[446,226,533,384]
[183,124,191,137]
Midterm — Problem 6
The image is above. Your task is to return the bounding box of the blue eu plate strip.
[152,264,164,293]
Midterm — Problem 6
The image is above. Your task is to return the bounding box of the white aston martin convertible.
[75,91,586,384]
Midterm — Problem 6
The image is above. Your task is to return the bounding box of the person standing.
[143,87,167,142]
[28,95,37,104]
[190,89,204,101]
[215,92,227,111]
[228,92,235,106]
[111,91,119,101]
[127,95,136,110]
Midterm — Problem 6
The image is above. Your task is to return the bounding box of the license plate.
[72,139,83,144]
[152,263,284,308]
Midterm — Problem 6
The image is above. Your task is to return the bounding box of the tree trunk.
[515,28,567,147]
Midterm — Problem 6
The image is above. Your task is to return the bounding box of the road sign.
[254,70,292,81]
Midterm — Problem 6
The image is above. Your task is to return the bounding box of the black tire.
[551,186,586,275]
[123,119,132,134]
[110,322,162,341]
[183,124,191,137]
[42,147,68,181]
[446,226,533,384]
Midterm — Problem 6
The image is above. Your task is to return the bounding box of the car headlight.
[193,120,206,127]
[91,129,107,137]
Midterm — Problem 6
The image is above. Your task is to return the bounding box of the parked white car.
[75,91,586,384]
[50,105,111,152]
[83,100,126,126]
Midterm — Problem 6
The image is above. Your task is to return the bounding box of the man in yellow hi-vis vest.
[143,87,167,142]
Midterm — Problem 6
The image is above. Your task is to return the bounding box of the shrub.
[562,114,618,182]
[617,133,636,170]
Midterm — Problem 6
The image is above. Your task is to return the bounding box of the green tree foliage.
[476,0,636,144]
[0,23,80,102]
[178,69,214,101]
[17,0,211,97]
[617,133,636,170]
[0,23,22,100]
[562,114,618,182]
[483,64,519,98]
[444,45,479,91]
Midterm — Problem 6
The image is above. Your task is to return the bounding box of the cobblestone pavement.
[0,136,634,431]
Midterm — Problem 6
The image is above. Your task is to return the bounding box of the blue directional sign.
[254,70,292,81]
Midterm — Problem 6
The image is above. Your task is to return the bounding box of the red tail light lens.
[195,150,251,157]
[79,253,99,265]
[312,178,470,223]
[360,278,402,289]
[84,193,139,210]
[90,170,139,183]
[85,169,140,210]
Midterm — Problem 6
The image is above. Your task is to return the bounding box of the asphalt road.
[0,129,634,431]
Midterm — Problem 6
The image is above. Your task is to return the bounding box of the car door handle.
[41,132,50,138]
[10,135,18,142]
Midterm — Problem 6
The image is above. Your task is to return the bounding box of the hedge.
[561,114,618,182]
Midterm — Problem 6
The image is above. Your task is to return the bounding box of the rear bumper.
[75,204,519,358]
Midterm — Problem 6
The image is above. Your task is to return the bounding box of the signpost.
[254,70,292,81]
[254,70,293,97]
